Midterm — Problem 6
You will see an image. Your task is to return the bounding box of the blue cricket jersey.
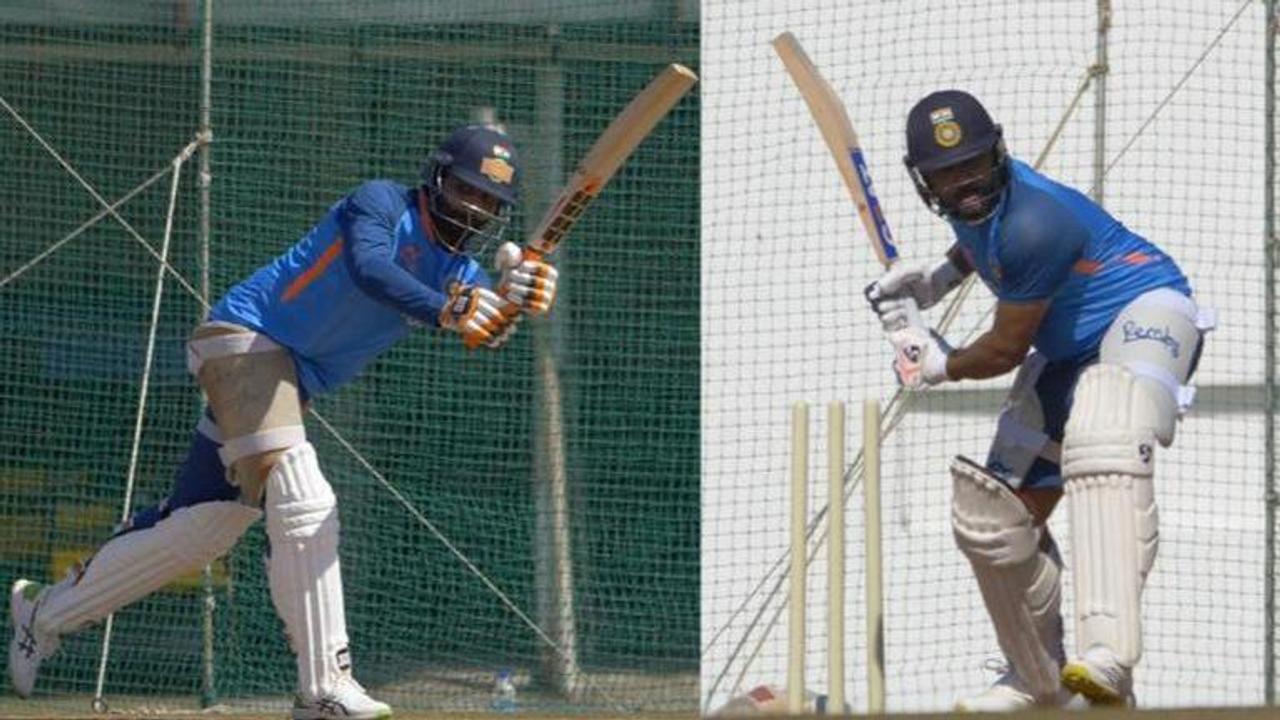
[949,159,1190,361]
[210,180,490,396]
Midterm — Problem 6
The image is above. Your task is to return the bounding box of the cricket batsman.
[8,124,558,719]
[864,90,1214,711]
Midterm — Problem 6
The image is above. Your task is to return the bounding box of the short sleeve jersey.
[948,159,1190,361]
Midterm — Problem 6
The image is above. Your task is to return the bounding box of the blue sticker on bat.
[849,148,899,263]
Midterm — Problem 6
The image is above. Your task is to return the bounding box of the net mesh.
[0,0,697,713]
[703,0,1269,713]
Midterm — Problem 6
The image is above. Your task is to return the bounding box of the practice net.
[703,0,1270,713]
[0,0,698,714]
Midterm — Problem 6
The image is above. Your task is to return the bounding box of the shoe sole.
[1061,662,1124,706]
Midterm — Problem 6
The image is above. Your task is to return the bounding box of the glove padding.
[440,283,520,349]
[865,288,924,334]
[864,258,964,332]
[888,325,953,390]
[495,242,559,316]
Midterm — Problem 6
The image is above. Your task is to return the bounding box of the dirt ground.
[4,705,1280,719]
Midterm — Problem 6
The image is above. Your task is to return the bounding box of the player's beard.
[429,192,509,255]
[939,172,1001,224]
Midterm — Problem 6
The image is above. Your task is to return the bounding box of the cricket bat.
[469,63,697,348]
[771,32,899,269]
[526,63,698,260]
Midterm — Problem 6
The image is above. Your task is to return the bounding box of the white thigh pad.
[951,457,1064,699]
[35,501,260,636]
[186,321,285,376]
[1099,288,1211,446]
[264,442,351,698]
[1062,364,1159,666]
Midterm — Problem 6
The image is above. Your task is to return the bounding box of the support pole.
[198,0,217,709]
[1265,0,1277,705]
[1092,0,1111,205]
[531,25,579,698]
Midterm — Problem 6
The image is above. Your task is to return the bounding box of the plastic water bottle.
[490,668,517,714]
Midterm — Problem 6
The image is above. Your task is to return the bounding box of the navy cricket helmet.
[903,90,1009,223]
[422,124,521,255]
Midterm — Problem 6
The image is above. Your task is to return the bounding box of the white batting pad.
[1062,364,1160,667]
[950,456,1064,700]
[264,442,351,699]
[35,501,260,636]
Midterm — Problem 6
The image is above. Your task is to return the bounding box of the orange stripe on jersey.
[1072,258,1102,275]
[1121,251,1154,265]
[282,236,344,302]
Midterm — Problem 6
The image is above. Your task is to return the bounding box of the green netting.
[0,0,697,714]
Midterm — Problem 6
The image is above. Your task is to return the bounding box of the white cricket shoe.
[1062,647,1135,707]
[955,669,1075,712]
[292,677,392,720]
[8,579,60,698]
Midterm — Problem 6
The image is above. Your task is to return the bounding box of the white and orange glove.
[494,242,559,316]
[440,282,520,349]
[889,325,952,390]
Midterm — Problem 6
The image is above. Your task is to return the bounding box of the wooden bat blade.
[526,63,698,257]
[772,32,899,268]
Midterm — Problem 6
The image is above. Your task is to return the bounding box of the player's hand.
[495,242,559,316]
[865,263,927,332]
[865,293,924,334]
[865,257,965,330]
[888,325,952,389]
[486,312,520,349]
[866,261,928,302]
[440,283,520,349]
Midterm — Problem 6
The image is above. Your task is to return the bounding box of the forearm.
[945,330,1025,380]
[928,248,971,303]
[349,254,448,325]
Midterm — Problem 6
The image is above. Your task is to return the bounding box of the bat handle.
[462,245,549,350]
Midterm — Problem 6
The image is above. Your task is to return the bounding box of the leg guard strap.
[186,322,285,376]
[217,425,307,467]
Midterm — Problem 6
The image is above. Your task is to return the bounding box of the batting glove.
[440,283,521,349]
[864,258,965,331]
[888,325,953,390]
[495,241,559,316]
